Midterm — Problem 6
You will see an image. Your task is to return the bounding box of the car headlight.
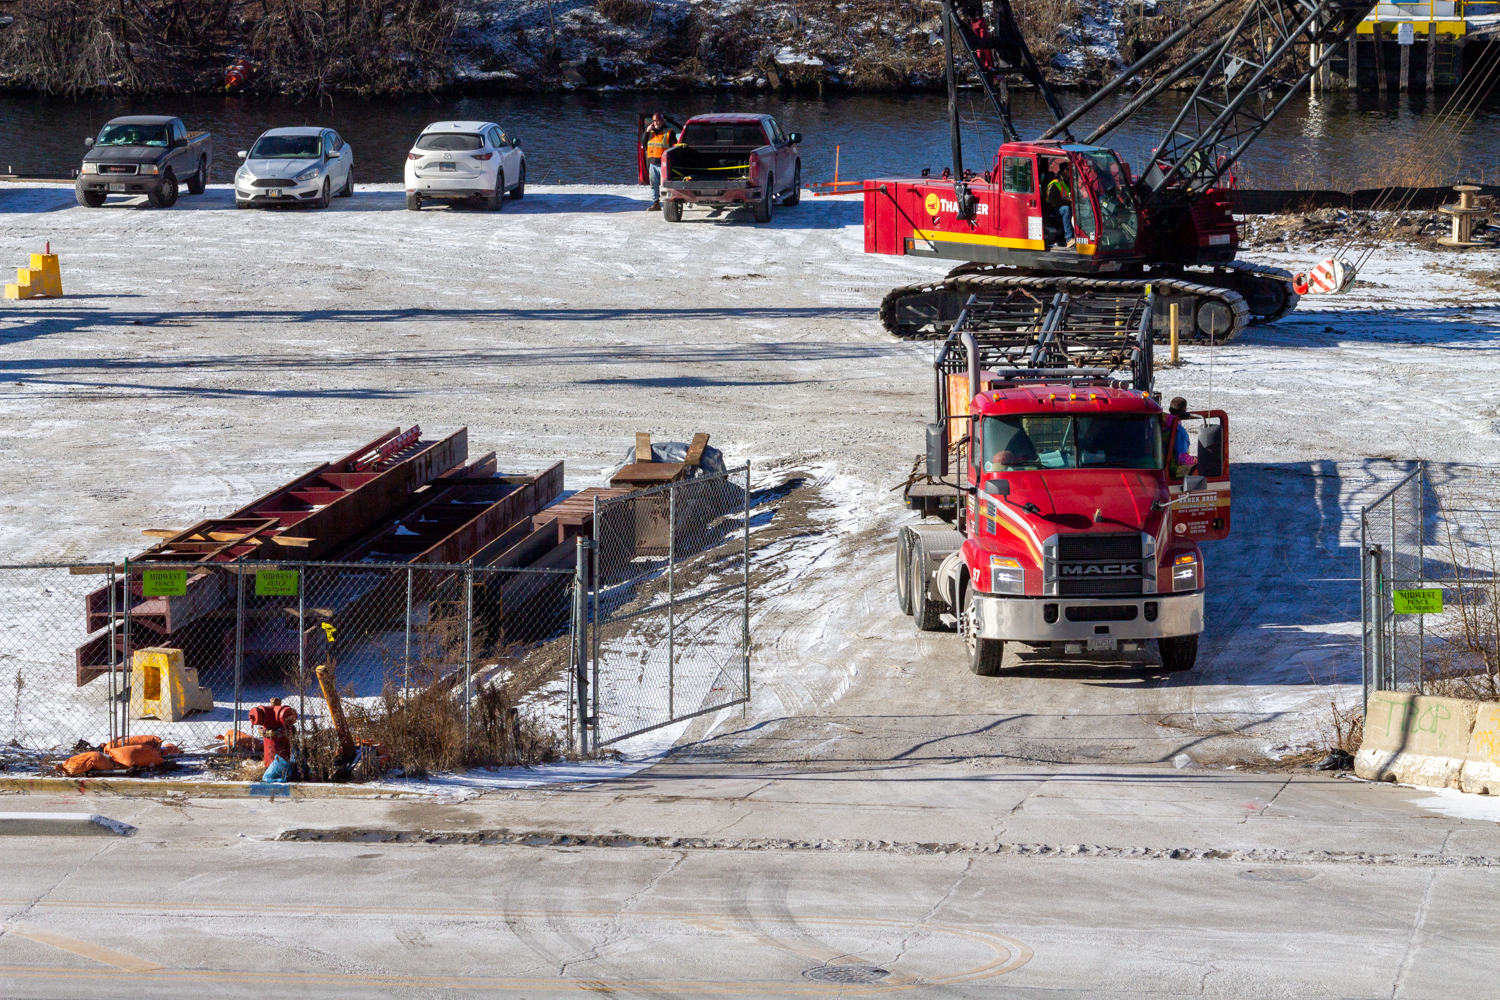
[294,165,321,183]
[81,163,99,174]
[139,164,160,175]
[1172,553,1199,592]
[989,556,1025,595]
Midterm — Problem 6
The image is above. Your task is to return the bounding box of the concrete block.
[0,812,135,836]
[130,647,214,722]
[29,252,61,295]
[1354,691,1477,788]
[1461,703,1500,795]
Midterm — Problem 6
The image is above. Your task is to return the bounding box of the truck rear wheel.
[895,531,912,616]
[962,585,1004,676]
[909,539,944,632]
[752,175,773,223]
[77,188,105,208]
[1158,634,1198,672]
[186,158,206,195]
[662,198,682,222]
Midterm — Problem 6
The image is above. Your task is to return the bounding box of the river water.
[4,89,1497,191]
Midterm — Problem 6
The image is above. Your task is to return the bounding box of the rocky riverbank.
[0,0,1182,97]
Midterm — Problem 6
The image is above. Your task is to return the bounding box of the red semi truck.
[896,329,1230,675]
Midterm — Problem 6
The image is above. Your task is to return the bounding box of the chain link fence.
[588,465,751,748]
[1362,463,1500,706]
[1,560,578,770]
[2,469,757,770]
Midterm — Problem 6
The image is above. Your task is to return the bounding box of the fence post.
[1360,514,1370,712]
[297,566,305,738]
[404,566,413,699]
[1371,543,1386,696]
[667,481,675,721]
[122,557,131,740]
[234,559,245,747]
[591,495,601,747]
[1417,462,1426,694]
[574,537,590,756]
[107,566,117,743]
[743,463,751,701]
[464,565,474,740]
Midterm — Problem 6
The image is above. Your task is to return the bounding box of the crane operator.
[1045,160,1075,249]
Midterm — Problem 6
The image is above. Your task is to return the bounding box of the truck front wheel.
[149,170,179,208]
[962,585,1005,676]
[77,188,105,208]
[1158,634,1198,672]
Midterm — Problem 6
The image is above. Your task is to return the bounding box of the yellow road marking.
[2,926,163,973]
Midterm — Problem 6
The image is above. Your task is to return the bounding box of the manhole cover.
[1238,869,1314,882]
[803,965,890,984]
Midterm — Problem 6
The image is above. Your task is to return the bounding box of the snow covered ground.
[2,180,1498,773]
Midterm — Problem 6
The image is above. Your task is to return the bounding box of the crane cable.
[1330,41,1500,272]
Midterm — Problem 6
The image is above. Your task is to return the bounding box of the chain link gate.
[1361,465,1424,706]
[586,464,751,748]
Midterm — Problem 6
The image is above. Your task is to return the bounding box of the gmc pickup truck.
[660,113,801,224]
[76,116,213,209]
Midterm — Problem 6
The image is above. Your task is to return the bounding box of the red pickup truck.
[660,113,802,223]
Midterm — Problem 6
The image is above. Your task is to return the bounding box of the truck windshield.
[681,123,768,147]
[416,133,483,151]
[983,414,1161,471]
[249,135,322,159]
[1076,150,1138,251]
[96,124,169,148]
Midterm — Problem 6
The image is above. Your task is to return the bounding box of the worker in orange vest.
[643,112,676,211]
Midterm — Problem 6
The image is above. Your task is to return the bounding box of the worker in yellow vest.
[643,112,676,211]
[1045,159,1075,249]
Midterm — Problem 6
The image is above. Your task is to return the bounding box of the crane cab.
[864,142,1143,275]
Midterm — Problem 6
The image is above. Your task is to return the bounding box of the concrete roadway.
[2,755,1498,999]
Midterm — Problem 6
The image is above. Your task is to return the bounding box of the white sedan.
[405,120,525,211]
[234,127,353,209]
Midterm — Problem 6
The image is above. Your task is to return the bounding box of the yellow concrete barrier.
[1356,690,1500,794]
[129,647,214,722]
[4,246,62,299]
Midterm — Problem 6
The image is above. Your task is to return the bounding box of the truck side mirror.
[511,137,520,148]
[1183,474,1208,493]
[1196,423,1224,477]
[84,137,94,148]
[925,423,948,479]
[983,478,1010,496]
[787,132,802,144]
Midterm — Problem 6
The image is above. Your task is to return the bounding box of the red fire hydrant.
[249,699,297,767]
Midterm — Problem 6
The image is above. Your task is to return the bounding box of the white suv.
[405,121,526,211]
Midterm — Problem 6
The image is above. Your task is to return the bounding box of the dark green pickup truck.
[76,115,213,209]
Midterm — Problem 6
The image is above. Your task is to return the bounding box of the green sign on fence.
[141,569,187,597]
[255,569,299,597]
[1394,588,1444,614]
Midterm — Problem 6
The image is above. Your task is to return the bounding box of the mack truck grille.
[1053,533,1145,597]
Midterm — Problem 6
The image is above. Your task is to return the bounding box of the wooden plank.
[685,432,710,468]
[635,432,653,463]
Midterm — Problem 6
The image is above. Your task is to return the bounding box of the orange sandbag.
[60,751,123,777]
[103,734,162,750]
[160,744,182,757]
[216,731,261,754]
[104,743,165,768]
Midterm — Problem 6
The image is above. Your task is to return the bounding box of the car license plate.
[439,163,456,171]
[1087,636,1118,652]
[108,183,126,192]
[269,190,281,197]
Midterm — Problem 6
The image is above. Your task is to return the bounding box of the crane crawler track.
[881,272,1253,342]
